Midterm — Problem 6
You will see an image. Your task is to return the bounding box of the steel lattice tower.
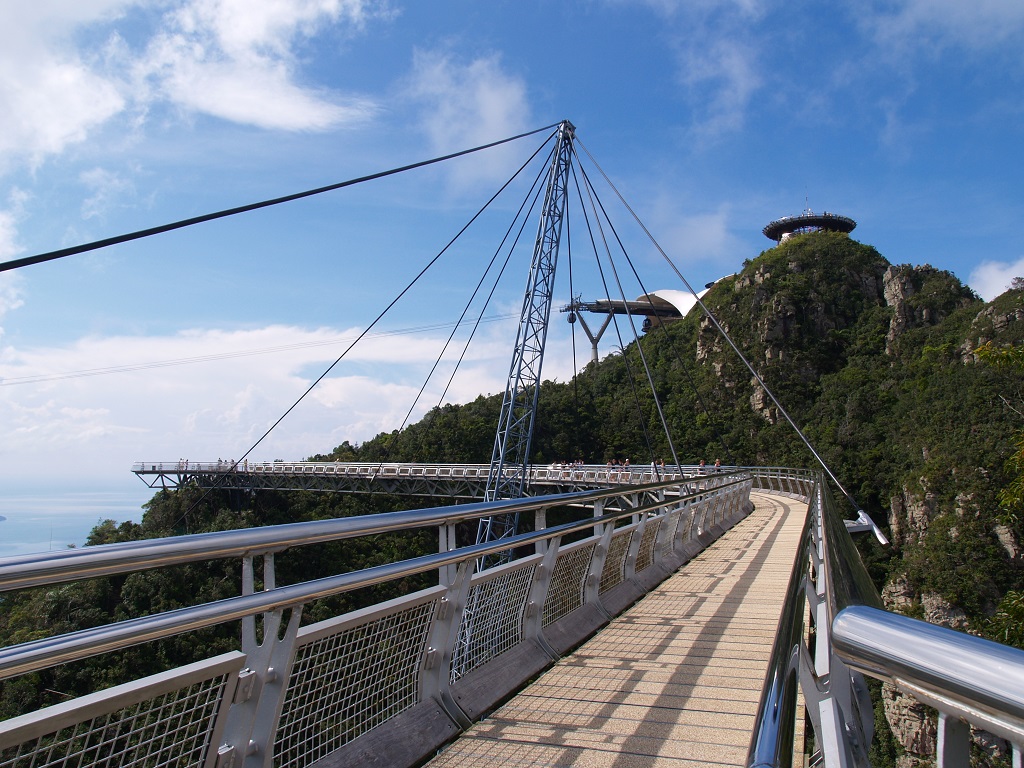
[475,120,575,557]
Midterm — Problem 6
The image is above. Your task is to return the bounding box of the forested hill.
[341,230,1024,645]
[3,231,1023,763]
[335,230,1024,766]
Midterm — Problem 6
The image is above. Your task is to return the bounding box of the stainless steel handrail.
[0,475,745,593]
[748,472,881,768]
[833,605,1024,731]
[747,469,1024,767]
[0,476,751,679]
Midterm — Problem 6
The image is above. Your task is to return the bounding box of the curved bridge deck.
[427,491,806,767]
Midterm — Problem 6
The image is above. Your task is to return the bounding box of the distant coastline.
[0,515,6,522]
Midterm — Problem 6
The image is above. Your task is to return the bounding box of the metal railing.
[0,471,754,768]
[128,460,725,497]
[747,472,1024,768]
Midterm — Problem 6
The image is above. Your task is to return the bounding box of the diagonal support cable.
[573,136,888,544]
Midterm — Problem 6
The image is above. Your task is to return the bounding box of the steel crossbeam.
[131,460,699,498]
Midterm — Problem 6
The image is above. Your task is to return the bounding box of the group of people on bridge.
[697,458,722,474]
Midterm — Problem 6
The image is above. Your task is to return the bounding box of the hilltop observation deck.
[763,210,856,242]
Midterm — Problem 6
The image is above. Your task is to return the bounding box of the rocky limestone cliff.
[693,233,1023,764]
[883,264,977,355]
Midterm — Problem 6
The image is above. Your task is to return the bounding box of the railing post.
[439,523,458,586]
[584,520,616,613]
[421,560,474,729]
[523,535,561,658]
[623,513,646,581]
[674,497,694,551]
[217,554,305,768]
[937,712,971,768]
[653,501,683,566]
[534,507,548,555]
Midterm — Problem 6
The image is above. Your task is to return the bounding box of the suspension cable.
[370,141,556,474]
[565,201,583,461]
[574,135,874,523]
[569,164,659,468]
[572,151,735,465]
[173,129,559,527]
[574,160,680,471]
[0,123,560,274]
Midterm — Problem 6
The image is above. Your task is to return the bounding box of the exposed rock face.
[920,591,971,632]
[888,484,938,547]
[882,683,935,768]
[881,572,914,612]
[882,487,1012,765]
[749,379,778,424]
[960,300,1024,360]
[883,264,976,354]
[696,315,722,362]
[994,524,1022,562]
[883,266,918,354]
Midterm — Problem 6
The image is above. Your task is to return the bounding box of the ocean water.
[0,489,151,559]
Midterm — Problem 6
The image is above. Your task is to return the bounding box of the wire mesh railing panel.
[542,540,597,627]
[451,564,536,683]
[634,516,663,573]
[273,599,437,768]
[662,508,684,553]
[599,528,634,594]
[0,655,242,768]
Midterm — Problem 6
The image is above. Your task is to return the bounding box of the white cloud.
[0,322,512,488]
[969,257,1024,301]
[647,193,747,272]
[0,191,28,334]
[0,190,27,260]
[407,50,533,188]
[862,0,1024,53]
[0,273,25,342]
[137,0,381,131]
[0,0,385,173]
[0,4,129,170]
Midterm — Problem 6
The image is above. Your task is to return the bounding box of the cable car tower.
[475,120,575,558]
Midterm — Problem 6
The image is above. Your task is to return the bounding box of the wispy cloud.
[609,0,766,144]
[80,167,137,220]
[134,0,382,131]
[406,49,533,188]
[676,37,762,142]
[860,0,1024,54]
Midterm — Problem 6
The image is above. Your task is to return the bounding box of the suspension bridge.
[1,122,1023,767]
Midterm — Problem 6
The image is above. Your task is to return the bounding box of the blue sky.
[1,0,1023,541]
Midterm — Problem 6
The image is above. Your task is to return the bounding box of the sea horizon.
[0,488,153,559]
